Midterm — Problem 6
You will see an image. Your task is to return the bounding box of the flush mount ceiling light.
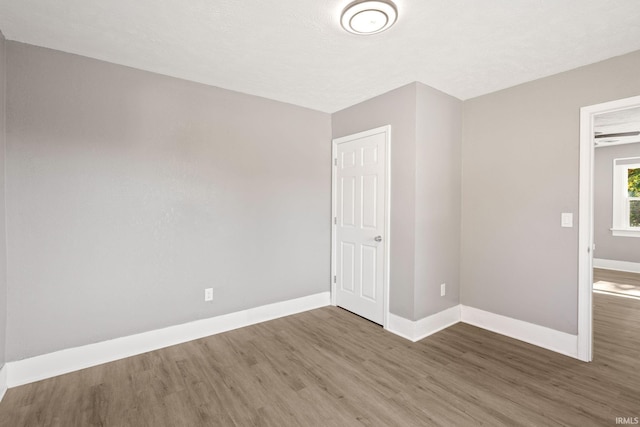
[341,0,398,35]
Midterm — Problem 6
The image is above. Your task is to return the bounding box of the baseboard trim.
[386,313,417,341]
[460,305,578,359]
[387,304,578,359]
[593,258,640,274]
[5,293,581,389]
[0,364,7,403]
[6,292,330,388]
[387,305,461,342]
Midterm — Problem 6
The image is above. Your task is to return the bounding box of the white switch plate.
[561,213,573,228]
[204,288,213,301]
[440,283,446,297]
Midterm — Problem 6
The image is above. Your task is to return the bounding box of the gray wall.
[5,42,331,361]
[594,143,640,263]
[414,83,462,319]
[461,50,640,334]
[332,84,417,320]
[332,82,462,321]
[0,30,7,369]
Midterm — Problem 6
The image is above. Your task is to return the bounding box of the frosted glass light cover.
[341,1,397,35]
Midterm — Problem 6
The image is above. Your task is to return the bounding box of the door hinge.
[333,275,336,283]
[334,158,338,166]
[334,217,337,225]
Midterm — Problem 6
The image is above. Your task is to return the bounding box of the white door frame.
[578,94,640,362]
[331,125,391,328]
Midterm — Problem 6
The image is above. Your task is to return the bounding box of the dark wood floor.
[1,293,639,426]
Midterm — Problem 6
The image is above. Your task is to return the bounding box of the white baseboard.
[593,258,640,274]
[386,313,417,341]
[387,304,579,360]
[0,364,7,403]
[460,305,578,359]
[4,292,581,390]
[6,292,330,388]
[387,305,461,342]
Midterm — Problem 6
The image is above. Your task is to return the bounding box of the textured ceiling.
[0,0,640,113]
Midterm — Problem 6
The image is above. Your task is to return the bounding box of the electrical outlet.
[204,288,213,302]
[440,283,446,297]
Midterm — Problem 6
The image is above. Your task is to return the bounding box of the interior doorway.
[331,125,391,326]
[578,95,640,362]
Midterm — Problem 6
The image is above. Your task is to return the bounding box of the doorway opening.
[578,95,640,362]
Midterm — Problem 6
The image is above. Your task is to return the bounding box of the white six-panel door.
[332,126,389,325]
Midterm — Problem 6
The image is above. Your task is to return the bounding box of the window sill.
[611,228,640,238]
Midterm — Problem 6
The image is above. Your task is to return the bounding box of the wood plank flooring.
[594,268,640,297]
[1,293,639,426]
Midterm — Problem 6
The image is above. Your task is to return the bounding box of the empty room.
[0,1,639,426]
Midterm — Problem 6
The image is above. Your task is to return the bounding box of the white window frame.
[611,157,640,237]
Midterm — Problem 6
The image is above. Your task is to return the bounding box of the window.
[612,157,640,237]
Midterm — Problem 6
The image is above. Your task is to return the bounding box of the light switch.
[561,213,573,228]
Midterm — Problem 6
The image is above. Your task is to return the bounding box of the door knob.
[374,236,382,242]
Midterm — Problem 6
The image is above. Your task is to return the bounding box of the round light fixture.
[341,0,398,35]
